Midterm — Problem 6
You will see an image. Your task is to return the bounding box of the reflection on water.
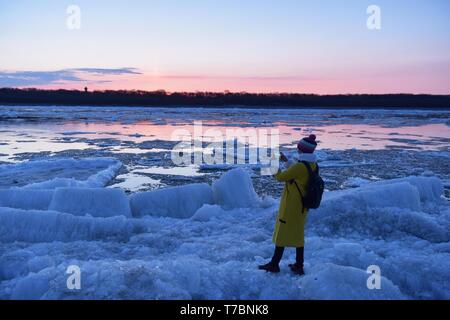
[108,147,170,154]
[109,172,161,193]
[54,121,450,151]
[1,120,449,163]
[1,108,448,193]
[60,121,450,150]
[108,165,202,192]
[280,123,450,151]
[0,128,92,162]
[134,166,204,177]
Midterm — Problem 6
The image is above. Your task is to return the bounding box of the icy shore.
[0,158,449,299]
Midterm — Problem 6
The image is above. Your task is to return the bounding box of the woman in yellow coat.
[259,134,318,275]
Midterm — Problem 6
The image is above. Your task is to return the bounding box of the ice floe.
[0,158,449,300]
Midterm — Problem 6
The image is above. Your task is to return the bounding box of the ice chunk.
[0,157,122,189]
[192,204,227,222]
[319,181,422,213]
[48,188,131,218]
[212,168,261,209]
[27,256,55,274]
[21,158,122,190]
[0,207,141,243]
[309,178,449,242]
[199,163,261,171]
[0,189,53,210]
[0,168,447,300]
[315,205,448,242]
[342,177,371,188]
[367,176,443,202]
[130,183,214,218]
[301,263,405,300]
[22,178,90,190]
[0,250,34,281]
[0,252,56,282]
[10,270,53,300]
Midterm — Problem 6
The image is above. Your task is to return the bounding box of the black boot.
[288,263,304,275]
[258,262,280,273]
[289,247,305,276]
[259,246,284,273]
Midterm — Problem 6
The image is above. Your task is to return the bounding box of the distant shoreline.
[1,88,449,109]
[1,103,449,111]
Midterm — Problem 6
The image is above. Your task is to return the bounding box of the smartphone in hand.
[279,152,288,163]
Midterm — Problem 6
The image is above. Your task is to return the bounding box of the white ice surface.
[130,183,214,218]
[0,157,121,189]
[342,177,371,188]
[0,189,54,211]
[212,168,261,209]
[0,158,449,300]
[49,188,131,218]
[0,207,144,243]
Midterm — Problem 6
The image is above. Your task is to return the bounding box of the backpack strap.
[292,161,314,196]
[293,180,304,199]
[294,161,314,198]
[301,161,318,175]
[293,180,306,215]
[292,161,319,212]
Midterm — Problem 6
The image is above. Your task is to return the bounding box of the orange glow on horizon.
[22,69,450,95]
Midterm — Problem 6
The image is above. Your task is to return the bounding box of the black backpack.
[293,161,324,210]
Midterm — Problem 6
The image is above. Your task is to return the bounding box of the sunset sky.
[1,0,449,94]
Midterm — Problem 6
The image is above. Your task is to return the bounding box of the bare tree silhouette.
[0,88,448,109]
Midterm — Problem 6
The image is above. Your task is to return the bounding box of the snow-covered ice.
[0,207,143,243]
[0,189,54,211]
[0,158,449,300]
[309,179,449,243]
[130,183,214,218]
[0,157,122,189]
[342,177,371,188]
[212,168,261,209]
[49,188,131,218]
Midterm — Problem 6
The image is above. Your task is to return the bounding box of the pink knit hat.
[297,134,317,153]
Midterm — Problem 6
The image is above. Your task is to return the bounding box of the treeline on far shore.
[0,88,449,109]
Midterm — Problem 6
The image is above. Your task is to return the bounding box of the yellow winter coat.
[272,161,317,248]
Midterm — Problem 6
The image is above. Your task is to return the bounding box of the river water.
[0,106,449,194]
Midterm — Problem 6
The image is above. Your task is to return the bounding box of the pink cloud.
[8,62,450,94]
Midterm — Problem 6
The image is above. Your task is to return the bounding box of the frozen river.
[1,106,449,194]
[0,106,449,300]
